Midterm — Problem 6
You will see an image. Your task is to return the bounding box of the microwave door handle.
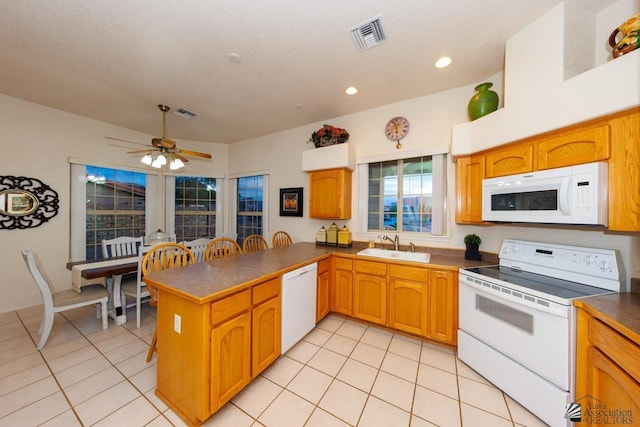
[559,177,571,214]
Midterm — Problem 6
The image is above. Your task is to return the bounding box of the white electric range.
[458,239,624,427]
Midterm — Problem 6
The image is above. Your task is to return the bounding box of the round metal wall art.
[0,176,60,230]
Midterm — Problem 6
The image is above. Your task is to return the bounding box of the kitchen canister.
[338,225,352,248]
[315,226,327,246]
[467,82,499,121]
[326,223,339,247]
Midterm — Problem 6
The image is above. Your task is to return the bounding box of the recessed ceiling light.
[294,104,303,110]
[434,56,453,69]
[345,86,358,95]
[227,52,242,63]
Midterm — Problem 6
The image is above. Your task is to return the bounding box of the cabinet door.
[484,144,534,178]
[536,123,610,170]
[309,168,352,219]
[608,110,640,231]
[333,269,353,316]
[582,347,640,425]
[316,269,330,322]
[252,296,281,377]
[388,278,428,337]
[210,311,251,413]
[455,155,485,224]
[428,270,457,345]
[353,273,387,325]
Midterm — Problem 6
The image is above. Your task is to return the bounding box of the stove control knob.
[599,261,611,271]
[585,255,597,265]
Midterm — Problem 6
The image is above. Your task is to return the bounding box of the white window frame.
[164,173,224,240]
[69,159,158,262]
[357,149,447,237]
[228,170,270,240]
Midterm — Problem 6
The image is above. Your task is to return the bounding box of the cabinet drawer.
[354,260,387,276]
[252,277,280,305]
[589,317,640,383]
[318,258,330,273]
[388,265,429,282]
[335,257,353,271]
[211,290,251,326]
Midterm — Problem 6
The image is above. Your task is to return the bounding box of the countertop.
[143,242,492,304]
[574,292,640,346]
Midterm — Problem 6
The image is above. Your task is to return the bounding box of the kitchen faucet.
[383,234,400,251]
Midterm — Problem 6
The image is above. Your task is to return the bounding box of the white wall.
[0,94,229,312]
[228,75,638,290]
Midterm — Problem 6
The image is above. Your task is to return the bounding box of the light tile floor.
[0,304,549,426]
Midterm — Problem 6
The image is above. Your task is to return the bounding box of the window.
[236,175,264,245]
[85,166,146,260]
[173,176,217,242]
[363,154,446,235]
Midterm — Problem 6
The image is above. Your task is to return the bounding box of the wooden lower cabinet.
[428,270,457,345]
[331,257,457,346]
[154,277,281,425]
[316,258,330,321]
[211,310,251,413]
[332,257,353,316]
[251,278,281,377]
[576,306,640,426]
[353,260,387,325]
[388,265,429,336]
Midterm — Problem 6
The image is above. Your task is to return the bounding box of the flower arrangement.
[308,124,349,148]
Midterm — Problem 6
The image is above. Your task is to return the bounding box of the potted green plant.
[464,233,482,260]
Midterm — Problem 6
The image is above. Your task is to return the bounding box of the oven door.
[459,274,571,390]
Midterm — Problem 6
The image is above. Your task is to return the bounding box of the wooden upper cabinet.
[455,155,485,224]
[536,123,610,170]
[309,168,352,219]
[484,144,534,178]
[607,110,640,231]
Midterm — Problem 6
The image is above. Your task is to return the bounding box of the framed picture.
[279,187,303,217]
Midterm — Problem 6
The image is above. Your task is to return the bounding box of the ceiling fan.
[107,104,212,170]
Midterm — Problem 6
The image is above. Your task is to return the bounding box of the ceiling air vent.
[348,15,387,52]
[174,108,197,119]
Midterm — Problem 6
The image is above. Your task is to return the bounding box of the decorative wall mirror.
[0,176,59,229]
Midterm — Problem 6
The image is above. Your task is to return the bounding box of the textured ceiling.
[0,1,615,145]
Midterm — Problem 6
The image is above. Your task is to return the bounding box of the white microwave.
[482,162,608,225]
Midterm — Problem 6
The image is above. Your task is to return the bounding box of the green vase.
[468,82,499,121]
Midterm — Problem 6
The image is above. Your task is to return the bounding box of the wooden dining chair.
[181,237,212,263]
[142,243,195,362]
[205,237,243,260]
[242,234,269,252]
[272,231,292,248]
[22,249,109,349]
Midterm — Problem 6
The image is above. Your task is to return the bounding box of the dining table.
[66,256,138,326]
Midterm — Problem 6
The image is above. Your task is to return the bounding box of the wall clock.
[385,116,409,149]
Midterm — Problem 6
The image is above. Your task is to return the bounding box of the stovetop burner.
[465,265,614,301]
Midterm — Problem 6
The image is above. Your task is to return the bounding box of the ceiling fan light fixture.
[169,157,185,170]
[140,153,153,166]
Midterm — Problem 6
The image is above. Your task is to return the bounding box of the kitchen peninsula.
[143,242,488,425]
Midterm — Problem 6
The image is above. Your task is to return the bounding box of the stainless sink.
[357,248,431,263]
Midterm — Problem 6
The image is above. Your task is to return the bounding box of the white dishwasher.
[281,262,317,354]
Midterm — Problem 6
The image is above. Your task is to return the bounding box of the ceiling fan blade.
[126,149,155,154]
[174,153,190,162]
[105,136,149,147]
[177,149,212,159]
